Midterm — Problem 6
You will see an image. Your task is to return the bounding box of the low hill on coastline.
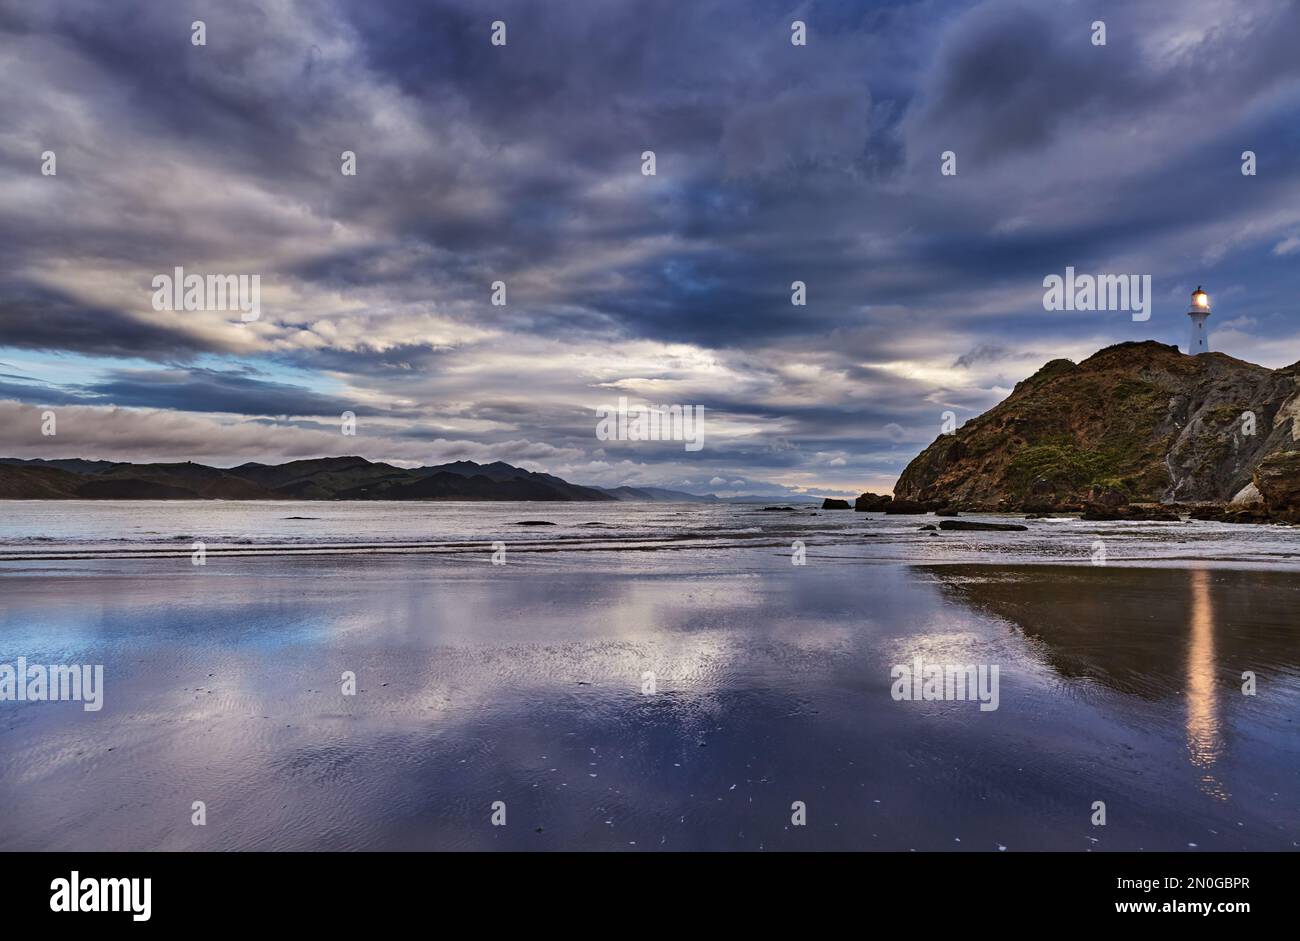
[892,341,1300,521]
[0,456,774,503]
[0,456,621,502]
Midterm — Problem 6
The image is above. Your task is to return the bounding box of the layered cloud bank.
[2,0,1300,497]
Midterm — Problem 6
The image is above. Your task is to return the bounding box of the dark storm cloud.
[0,380,87,406]
[0,364,368,417]
[953,344,1015,368]
[82,367,367,417]
[908,0,1300,166]
[908,6,1149,163]
[0,283,217,359]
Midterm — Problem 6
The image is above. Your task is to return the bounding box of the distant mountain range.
[0,456,755,502]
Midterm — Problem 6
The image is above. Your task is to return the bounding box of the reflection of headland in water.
[925,564,1300,699]
[927,564,1300,799]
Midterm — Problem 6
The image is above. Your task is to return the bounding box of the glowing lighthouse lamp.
[1187,286,1211,355]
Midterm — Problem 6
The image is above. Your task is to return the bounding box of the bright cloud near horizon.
[2,0,1300,497]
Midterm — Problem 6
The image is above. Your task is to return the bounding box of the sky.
[2,0,1299,498]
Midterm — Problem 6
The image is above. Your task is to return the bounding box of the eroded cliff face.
[1254,450,1300,521]
[894,341,1300,511]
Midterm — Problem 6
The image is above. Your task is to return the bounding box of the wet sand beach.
[1,503,1297,851]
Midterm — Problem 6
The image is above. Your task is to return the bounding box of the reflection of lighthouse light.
[1186,569,1227,800]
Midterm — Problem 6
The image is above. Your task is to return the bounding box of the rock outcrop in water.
[894,341,1300,519]
[853,492,892,511]
[938,519,1027,532]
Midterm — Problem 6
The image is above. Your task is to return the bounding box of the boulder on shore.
[821,498,851,510]
[1021,501,1052,513]
[1186,502,1272,523]
[884,499,928,515]
[1081,504,1180,522]
[854,492,893,512]
[938,519,1027,532]
[1088,485,1130,509]
[1228,482,1264,508]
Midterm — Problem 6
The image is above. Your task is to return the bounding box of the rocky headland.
[876,341,1300,523]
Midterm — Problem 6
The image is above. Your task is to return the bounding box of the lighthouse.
[1187,286,1211,355]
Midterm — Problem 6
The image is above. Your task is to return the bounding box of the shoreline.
[5,546,1300,570]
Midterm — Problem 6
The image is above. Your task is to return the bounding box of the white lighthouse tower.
[1187,286,1211,355]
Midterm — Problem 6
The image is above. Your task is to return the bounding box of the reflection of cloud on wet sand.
[2,559,874,849]
[8,555,1300,850]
